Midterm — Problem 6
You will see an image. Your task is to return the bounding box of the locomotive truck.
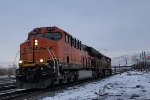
[16,26,112,89]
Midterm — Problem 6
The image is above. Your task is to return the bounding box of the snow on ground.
[43,71,150,100]
[0,75,15,85]
[0,75,15,78]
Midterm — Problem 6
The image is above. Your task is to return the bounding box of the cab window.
[28,33,43,40]
[28,34,36,39]
[36,33,43,38]
[44,32,61,40]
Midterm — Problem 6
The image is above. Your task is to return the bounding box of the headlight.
[35,40,38,42]
[35,42,38,46]
[19,60,23,64]
[35,40,38,46]
[40,59,44,63]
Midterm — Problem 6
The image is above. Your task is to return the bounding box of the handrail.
[50,49,59,66]
[47,48,55,68]
[13,50,19,75]
[47,47,59,78]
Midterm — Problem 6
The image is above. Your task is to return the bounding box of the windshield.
[28,34,36,39]
[28,33,43,40]
[44,32,61,40]
[28,32,61,40]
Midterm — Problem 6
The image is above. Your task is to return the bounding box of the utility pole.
[136,59,138,70]
[144,51,146,70]
[141,51,145,71]
[140,54,142,71]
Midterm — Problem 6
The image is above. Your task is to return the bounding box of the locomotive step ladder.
[47,47,59,84]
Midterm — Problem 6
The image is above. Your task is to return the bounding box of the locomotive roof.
[28,26,65,35]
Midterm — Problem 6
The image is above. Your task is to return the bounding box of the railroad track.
[0,78,103,100]
[0,89,31,100]
[0,77,15,84]
[0,84,16,92]
[0,71,127,100]
[0,76,16,95]
[0,74,116,100]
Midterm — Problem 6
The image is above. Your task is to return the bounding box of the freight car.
[16,26,112,89]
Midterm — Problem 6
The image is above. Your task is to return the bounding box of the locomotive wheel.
[73,74,78,82]
[67,78,71,83]
[59,79,63,84]
[104,69,112,76]
[73,71,79,82]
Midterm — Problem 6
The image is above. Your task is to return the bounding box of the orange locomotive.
[16,26,112,89]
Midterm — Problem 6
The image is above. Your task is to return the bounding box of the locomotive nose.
[28,37,57,64]
[20,38,47,65]
[31,38,46,64]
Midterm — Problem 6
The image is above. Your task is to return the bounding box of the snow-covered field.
[43,71,150,100]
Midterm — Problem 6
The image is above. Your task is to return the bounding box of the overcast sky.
[0,0,150,62]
